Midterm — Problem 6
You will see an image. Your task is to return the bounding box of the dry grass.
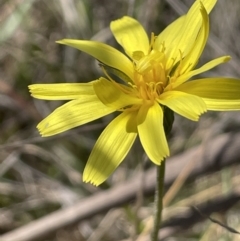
[0,0,240,240]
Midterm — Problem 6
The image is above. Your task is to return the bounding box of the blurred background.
[0,0,240,240]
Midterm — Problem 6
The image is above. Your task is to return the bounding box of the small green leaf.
[99,62,132,83]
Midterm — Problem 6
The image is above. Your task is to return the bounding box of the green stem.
[151,159,166,241]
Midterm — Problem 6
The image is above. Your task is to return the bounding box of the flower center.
[132,50,168,102]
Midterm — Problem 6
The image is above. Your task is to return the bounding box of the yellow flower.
[29,0,240,185]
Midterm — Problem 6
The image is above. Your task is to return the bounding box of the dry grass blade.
[0,0,240,240]
[1,131,240,241]
[0,0,36,43]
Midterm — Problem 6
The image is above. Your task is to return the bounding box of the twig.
[1,132,240,241]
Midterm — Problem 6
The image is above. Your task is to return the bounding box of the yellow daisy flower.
[29,0,240,185]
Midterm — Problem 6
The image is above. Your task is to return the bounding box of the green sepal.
[163,106,174,136]
[99,62,132,83]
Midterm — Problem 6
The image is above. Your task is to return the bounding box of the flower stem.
[151,159,165,241]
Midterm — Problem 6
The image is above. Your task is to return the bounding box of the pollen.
[132,48,168,102]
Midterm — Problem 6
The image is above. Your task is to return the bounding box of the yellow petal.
[93,77,142,109]
[110,16,149,58]
[29,82,95,100]
[175,78,240,110]
[137,102,169,165]
[154,15,185,54]
[154,0,216,68]
[57,39,133,80]
[172,56,230,88]
[179,3,209,74]
[37,96,115,136]
[158,91,207,121]
[174,0,216,58]
[83,111,137,186]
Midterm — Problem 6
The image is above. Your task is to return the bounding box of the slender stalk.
[151,159,166,241]
[151,106,173,240]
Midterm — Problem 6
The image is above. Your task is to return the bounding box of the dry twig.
[0,132,240,241]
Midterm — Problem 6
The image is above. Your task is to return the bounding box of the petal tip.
[56,39,66,44]
[83,175,101,186]
[151,152,169,166]
[224,56,231,62]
